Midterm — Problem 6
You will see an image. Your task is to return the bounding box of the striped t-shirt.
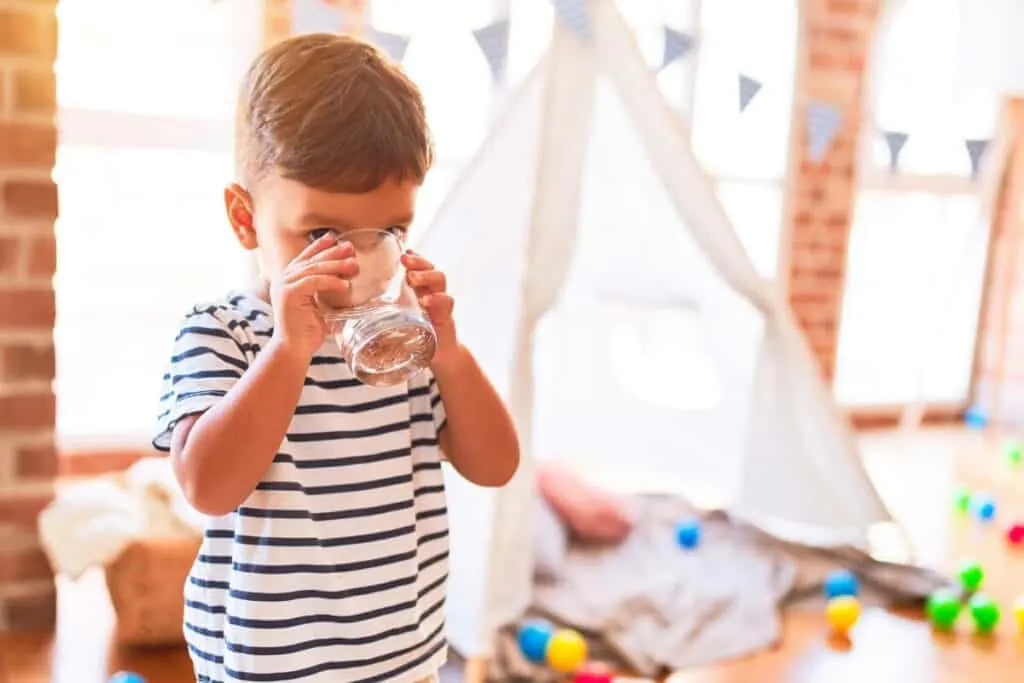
[152,291,450,683]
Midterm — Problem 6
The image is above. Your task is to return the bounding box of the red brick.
[0,543,52,583]
[2,179,58,220]
[0,6,58,60]
[0,237,20,276]
[2,584,56,631]
[0,391,55,429]
[0,122,56,168]
[0,287,55,329]
[1,342,55,381]
[15,441,58,480]
[0,488,52,529]
[10,64,56,116]
[27,236,56,276]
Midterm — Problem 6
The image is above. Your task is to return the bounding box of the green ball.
[953,486,972,513]
[969,593,1000,634]
[958,559,984,592]
[1005,439,1023,466]
[926,589,962,631]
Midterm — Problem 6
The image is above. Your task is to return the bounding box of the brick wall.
[0,0,60,631]
[782,0,880,382]
[972,100,1024,426]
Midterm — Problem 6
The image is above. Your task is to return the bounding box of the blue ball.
[517,619,554,663]
[109,673,146,683]
[972,493,997,522]
[823,569,859,599]
[964,405,988,429]
[675,517,702,549]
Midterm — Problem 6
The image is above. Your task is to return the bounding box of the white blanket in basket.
[39,457,205,579]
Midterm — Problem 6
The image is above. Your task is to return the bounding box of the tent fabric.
[413,0,899,658]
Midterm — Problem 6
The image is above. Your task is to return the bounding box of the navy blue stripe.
[294,393,410,415]
[271,447,410,469]
[164,369,242,385]
[222,594,446,656]
[225,573,422,604]
[223,622,446,681]
[171,345,247,372]
[415,507,446,522]
[412,436,439,448]
[255,473,411,495]
[303,376,364,390]
[205,524,414,548]
[287,420,412,442]
[237,498,413,522]
[197,535,447,575]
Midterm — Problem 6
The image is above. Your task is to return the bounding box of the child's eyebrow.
[298,212,414,229]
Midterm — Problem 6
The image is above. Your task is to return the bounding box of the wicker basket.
[105,536,201,646]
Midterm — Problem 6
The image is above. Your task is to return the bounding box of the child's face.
[224,172,418,284]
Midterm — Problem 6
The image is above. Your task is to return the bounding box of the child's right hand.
[269,234,359,360]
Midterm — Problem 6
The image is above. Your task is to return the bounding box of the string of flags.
[291,0,993,175]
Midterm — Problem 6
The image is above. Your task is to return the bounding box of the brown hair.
[235,32,433,193]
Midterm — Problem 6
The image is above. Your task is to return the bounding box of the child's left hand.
[402,250,458,359]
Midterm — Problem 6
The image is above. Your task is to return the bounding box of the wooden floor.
[3,427,1024,682]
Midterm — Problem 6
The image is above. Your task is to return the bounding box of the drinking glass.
[317,228,436,386]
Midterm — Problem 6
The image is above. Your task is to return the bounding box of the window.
[834,0,999,408]
[54,0,253,445]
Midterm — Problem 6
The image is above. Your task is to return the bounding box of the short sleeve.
[427,373,447,434]
[152,308,250,451]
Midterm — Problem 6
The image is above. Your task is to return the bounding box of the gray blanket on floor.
[487,495,949,681]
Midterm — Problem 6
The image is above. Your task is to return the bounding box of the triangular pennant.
[551,0,591,41]
[290,0,346,35]
[806,100,843,162]
[661,27,695,71]
[882,130,908,171]
[738,74,762,112]
[473,19,511,83]
[367,28,410,62]
[965,138,990,177]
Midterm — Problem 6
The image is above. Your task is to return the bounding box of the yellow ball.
[826,596,861,633]
[545,628,588,673]
[1014,595,1024,632]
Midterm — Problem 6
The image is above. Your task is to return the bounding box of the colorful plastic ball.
[675,517,702,549]
[825,596,861,634]
[823,569,859,599]
[964,405,987,429]
[1006,523,1024,546]
[574,663,614,683]
[953,486,972,514]
[971,493,997,522]
[517,619,554,663]
[1004,438,1023,466]
[925,588,962,631]
[957,559,985,592]
[546,628,588,673]
[109,674,146,683]
[1013,595,1024,632]
[969,593,1001,635]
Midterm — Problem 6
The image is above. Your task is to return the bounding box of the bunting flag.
[882,130,908,171]
[551,0,591,41]
[473,19,511,83]
[965,138,990,177]
[738,74,761,112]
[806,100,842,162]
[660,27,695,71]
[291,0,346,35]
[367,28,411,63]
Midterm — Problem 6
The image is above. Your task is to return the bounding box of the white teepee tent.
[413,0,899,659]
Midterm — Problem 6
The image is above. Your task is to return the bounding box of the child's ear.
[224,183,258,250]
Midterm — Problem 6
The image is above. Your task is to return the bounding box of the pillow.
[537,463,636,545]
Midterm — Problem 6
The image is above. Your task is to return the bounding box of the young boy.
[152,33,520,683]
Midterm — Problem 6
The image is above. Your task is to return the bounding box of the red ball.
[574,664,614,683]
[1007,523,1024,546]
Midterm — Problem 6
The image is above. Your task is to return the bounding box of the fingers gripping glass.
[313,228,436,386]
